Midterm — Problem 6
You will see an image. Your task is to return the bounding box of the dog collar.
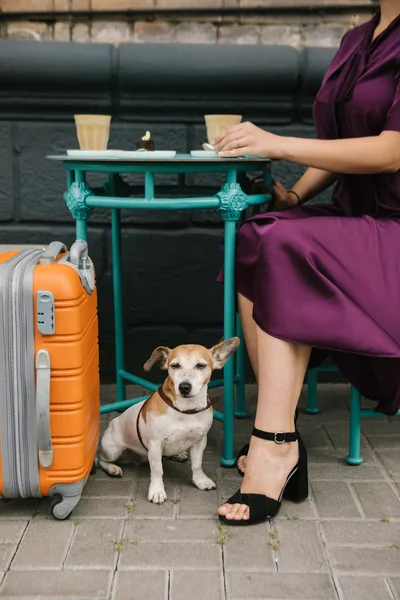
[158,386,219,414]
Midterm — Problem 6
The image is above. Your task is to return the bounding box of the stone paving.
[0,384,400,599]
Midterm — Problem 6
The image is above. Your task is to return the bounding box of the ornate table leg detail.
[64,182,93,241]
[216,183,249,466]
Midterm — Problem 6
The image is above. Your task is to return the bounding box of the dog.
[98,337,240,504]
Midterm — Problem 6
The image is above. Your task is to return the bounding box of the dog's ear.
[143,346,171,371]
[210,337,240,370]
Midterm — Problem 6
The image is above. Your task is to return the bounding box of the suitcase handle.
[39,242,67,266]
[69,240,89,270]
[36,349,53,468]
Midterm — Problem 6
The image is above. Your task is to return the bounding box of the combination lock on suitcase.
[0,240,100,519]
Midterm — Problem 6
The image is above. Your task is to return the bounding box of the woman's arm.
[291,167,337,203]
[279,131,400,175]
[215,125,400,175]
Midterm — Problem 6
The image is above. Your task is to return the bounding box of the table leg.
[222,218,237,466]
[111,208,126,405]
[217,174,249,467]
[64,169,92,244]
[235,313,247,418]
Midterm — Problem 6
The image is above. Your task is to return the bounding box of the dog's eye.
[170,363,181,370]
[195,363,207,370]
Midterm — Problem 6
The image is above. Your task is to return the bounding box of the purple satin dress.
[230,13,400,415]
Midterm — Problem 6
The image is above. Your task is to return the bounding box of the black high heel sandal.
[236,408,299,477]
[219,427,308,527]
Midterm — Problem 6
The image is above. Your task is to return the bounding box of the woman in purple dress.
[216,2,400,526]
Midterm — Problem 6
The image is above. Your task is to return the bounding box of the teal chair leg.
[235,313,247,418]
[346,386,363,465]
[306,369,320,414]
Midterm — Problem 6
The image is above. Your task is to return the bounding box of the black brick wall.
[0,40,336,383]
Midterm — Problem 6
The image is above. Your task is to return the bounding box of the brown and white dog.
[98,337,240,504]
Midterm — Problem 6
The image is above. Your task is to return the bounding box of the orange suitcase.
[0,240,100,519]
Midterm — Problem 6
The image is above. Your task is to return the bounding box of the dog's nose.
[179,382,192,396]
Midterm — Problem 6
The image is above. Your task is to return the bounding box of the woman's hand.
[214,122,284,159]
[272,180,299,210]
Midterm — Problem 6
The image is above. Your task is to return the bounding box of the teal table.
[47,154,271,466]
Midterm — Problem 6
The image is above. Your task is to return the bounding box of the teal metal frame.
[48,154,271,467]
[307,365,400,465]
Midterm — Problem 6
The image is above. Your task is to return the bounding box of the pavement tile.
[65,519,124,569]
[274,520,329,573]
[113,571,168,600]
[11,519,74,570]
[226,572,338,599]
[1,569,112,597]
[311,481,363,518]
[338,576,393,600]
[170,571,224,600]
[352,482,400,519]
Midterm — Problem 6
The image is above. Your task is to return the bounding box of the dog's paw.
[170,451,188,462]
[148,485,167,504]
[108,464,123,478]
[193,474,216,491]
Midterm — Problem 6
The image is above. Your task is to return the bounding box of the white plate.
[66,149,119,158]
[117,150,176,159]
[190,150,218,158]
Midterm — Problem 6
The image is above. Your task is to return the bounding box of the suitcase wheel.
[50,495,80,520]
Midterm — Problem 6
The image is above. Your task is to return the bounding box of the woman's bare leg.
[218,323,311,521]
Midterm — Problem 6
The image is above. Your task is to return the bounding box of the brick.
[54,0,69,9]
[93,0,154,7]
[176,22,217,44]
[261,24,301,47]
[302,23,348,48]
[0,545,17,571]
[380,439,400,478]
[91,21,131,44]
[322,521,400,547]
[124,518,217,542]
[6,21,50,41]
[65,519,124,569]
[118,541,222,570]
[11,519,74,570]
[170,571,224,600]
[339,576,392,600]
[0,498,40,519]
[224,523,276,572]
[113,571,168,600]
[72,0,90,8]
[352,482,400,519]
[0,123,13,222]
[116,229,224,327]
[2,0,52,10]
[66,497,130,518]
[54,22,71,41]
[274,520,329,572]
[82,477,135,498]
[362,419,400,435]
[134,21,174,43]
[156,0,222,6]
[298,425,333,449]
[177,482,219,519]
[0,521,27,544]
[311,481,362,518]
[72,23,90,42]
[1,570,111,598]
[323,422,370,450]
[218,24,259,45]
[390,578,400,597]
[309,464,385,481]
[227,572,337,599]
[367,434,400,450]
[330,547,400,575]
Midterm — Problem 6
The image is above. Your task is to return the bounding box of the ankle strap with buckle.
[252,427,299,444]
